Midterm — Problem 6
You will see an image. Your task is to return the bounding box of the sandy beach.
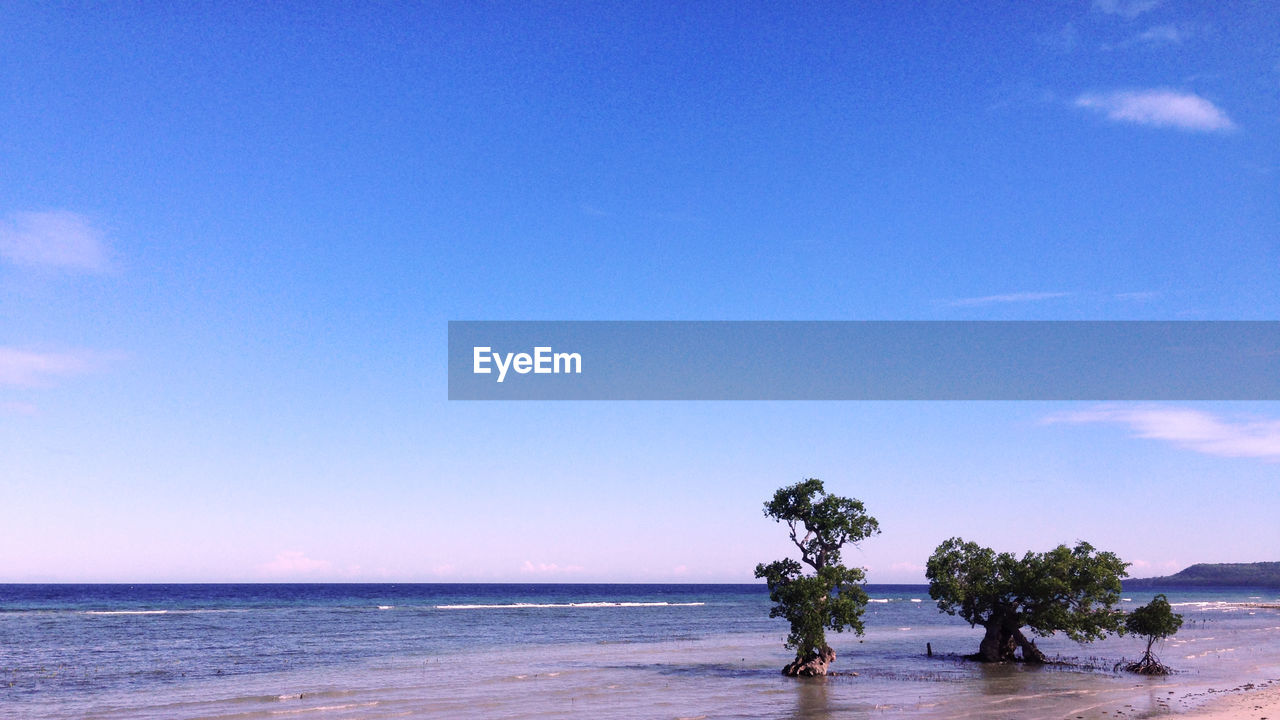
[1079,675,1280,720]
[1168,678,1280,719]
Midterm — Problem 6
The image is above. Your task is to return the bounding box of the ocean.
[2,584,1278,719]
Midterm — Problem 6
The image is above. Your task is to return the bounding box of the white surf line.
[434,601,706,609]
[80,608,247,615]
[82,610,170,615]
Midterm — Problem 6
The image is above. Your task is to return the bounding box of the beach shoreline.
[1159,675,1280,719]
[1065,665,1280,720]
[3,584,1278,719]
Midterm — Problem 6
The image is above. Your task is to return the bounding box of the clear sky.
[1,1,1277,583]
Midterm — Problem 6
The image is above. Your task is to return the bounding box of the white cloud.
[1075,90,1235,132]
[1046,406,1280,461]
[950,292,1071,307]
[520,560,585,575]
[259,550,332,577]
[1093,0,1161,19]
[0,211,110,272]
[0,348,101,387]
[1128,558,1182,574]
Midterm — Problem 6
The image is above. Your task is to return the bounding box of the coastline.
[1166,676,1280,719]
[1076,667,1280,720]
[4,583,1278,719]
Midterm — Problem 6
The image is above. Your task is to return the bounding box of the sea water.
[2,584,1278,719]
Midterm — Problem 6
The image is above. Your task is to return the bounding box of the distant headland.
[1125,562,1280,589]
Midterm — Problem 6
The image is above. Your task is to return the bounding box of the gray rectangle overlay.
[448,321,1280,400]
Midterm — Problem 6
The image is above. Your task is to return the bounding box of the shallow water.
[2,584,1278,719]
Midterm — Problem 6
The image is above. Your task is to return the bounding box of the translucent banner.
[447,321,1280,400]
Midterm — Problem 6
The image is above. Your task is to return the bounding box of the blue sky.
[1,1,1277,582]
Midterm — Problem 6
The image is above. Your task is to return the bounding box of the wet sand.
[1167,677,1280,719]
[1056,674,1280,720]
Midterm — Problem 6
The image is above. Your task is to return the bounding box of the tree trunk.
[976,622,1045,663]
[1013,628,1047,663]
[783,646,836,677]
[977,622,1018,662]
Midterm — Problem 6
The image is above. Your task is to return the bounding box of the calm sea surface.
[2,584,1278,719]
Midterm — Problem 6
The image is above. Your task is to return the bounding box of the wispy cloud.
[1104,24,1188,50]
[1039,23,1078,53]
[949,292,1071,307]
[1045,406,1280,461]
[0,400,38,416]
[1093,0,1161,19]
[1114,291,1159,301]
[520,560,585,575]
[0,348,106,388]
[1075,90,1235,132]
[0,211,110,272]
[1134,24,1185,45]
[1128,558,1183,574]
[259,550,332,577]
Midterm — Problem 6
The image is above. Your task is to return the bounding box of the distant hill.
[1124,562,1280,589]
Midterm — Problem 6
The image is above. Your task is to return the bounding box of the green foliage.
[755,559,870,653]
[755,479,880,661]
[1125,594,1183,653]
[926,537,1129,646]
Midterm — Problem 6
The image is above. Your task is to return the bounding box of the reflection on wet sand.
[791,677,832,719]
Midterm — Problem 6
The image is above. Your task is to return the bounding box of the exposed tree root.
[783,646,836,677]
[1125,651,1174,675]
